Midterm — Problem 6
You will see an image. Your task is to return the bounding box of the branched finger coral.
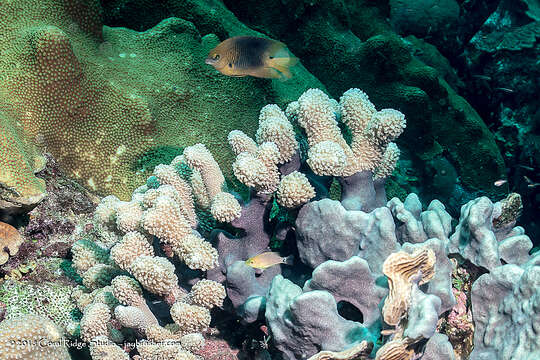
[208,101,308,322]
[277,171,315,208]
[60,86,534,360]
[69,149,228,358]
[110,232,154,271]
[170,301,211,334]
[129,256,178,297]
[80,302,111,342]
[289,88,405,212]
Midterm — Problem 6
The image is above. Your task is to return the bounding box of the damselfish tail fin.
[269,55,299,80]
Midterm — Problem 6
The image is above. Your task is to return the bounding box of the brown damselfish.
[205,36,298,80]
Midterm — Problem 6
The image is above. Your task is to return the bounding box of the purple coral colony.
[0,0,538,360]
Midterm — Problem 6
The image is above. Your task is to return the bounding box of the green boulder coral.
[0,0,323,202]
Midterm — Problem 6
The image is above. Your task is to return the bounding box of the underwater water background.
[0,0,538,360]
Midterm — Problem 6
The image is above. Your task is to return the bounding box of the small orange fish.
[494,179,507,187]
[245,252,294,270]
[205,36,298,80]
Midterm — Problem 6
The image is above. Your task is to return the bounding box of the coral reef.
[0,0,323,205]
[0,3,538,360]
[0,314,71,359]
[0,279,77,333]
[67,144,232,358]
[470,253,540,359]
[0,107,46,214]
[207,102,307,322]
[83,0,511,224]
[389,0,539,244]
[219,0,506,198]
[266,274,376,359]
[462,0,540,242]
[449,194,532,271]
[0,77,537,360]
[1,154,96,278]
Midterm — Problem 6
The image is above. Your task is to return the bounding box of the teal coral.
[71,239,111,271]
[145,175,161,189]
[60,259,83,285]
[83,264,128,290]
[196,207,217,235]
[173,161,194,182]
[133,146,185,174]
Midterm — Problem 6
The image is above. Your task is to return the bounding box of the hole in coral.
[337,301,363,323]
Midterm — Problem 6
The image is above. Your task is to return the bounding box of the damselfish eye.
[213,54,220,60]
[228,63,232,68]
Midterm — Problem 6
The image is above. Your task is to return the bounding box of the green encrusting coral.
[132,146,185,174]
[73,239,110,265]
[0,105,47,211]
[0,279,77,333]
[195,207,217,235]
[0,0,324,202]
[146,175,161,189]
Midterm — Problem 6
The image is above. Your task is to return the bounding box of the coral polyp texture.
[66,143,231,358]
[0,222,24,265]
[0,0,321,204]
[2,85,537,360]
[0,107,46,212]
[470,253,540,360]
[0,314,71,359]
[0,0,153,200]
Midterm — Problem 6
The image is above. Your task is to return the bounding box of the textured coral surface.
[0,105,46,210]
[0,0,320,201]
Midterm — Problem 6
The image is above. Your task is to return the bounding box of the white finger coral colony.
[0,88,536,360]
